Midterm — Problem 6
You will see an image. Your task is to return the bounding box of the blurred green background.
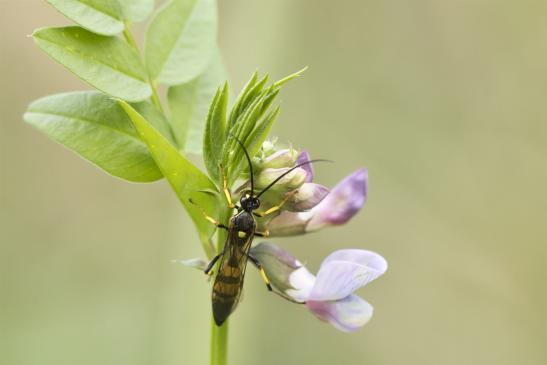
[2,1,547,364]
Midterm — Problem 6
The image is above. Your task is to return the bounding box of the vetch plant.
[23,1,387,364]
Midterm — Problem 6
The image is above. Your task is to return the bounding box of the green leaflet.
[47,1,154,36]
[201,69,307,188]
[203,82,228,185]
[33,26,151,102]
[167,49,227,154]
[118,101,218,256]
[145,0,217,85]
[48,0,125,36]
[23,91,162,182]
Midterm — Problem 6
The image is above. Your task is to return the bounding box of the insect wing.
[211,228,253,325]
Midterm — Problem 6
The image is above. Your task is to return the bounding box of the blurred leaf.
[118,101,218,250]
[202,82,228,185]
[23,91,162,182]
[167,49,227,154]
[33,26,151,102]
[145,0,217,85]
[118,0,154,22]
[47,0,124,36]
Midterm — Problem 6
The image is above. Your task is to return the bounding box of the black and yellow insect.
[193,136,320,326]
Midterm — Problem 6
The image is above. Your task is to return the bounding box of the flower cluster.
[180,140,387,332]
[239,141,369,237]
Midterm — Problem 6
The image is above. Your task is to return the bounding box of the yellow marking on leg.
[220,164,235,208]
[255,190,297,217]
[258,266,273,291]
[205,215,219,225]
[190,199,225,228]
[237,231,247,238]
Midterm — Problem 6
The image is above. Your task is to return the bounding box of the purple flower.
[267,168,368,236]
[250,242,387,332]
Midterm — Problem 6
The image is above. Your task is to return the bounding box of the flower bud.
[261,148,299,169]
[261,138,278,157]
[256,167,307,192]
[285,183,329,211]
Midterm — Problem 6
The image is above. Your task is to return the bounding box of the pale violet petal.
[297,151,314,182]
[306,168,368,231]
[321,249,388,278]
[308,259,384,301]
[306,295,373,332]
[286,266,315,302]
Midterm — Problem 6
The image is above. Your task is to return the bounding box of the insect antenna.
[229,133,255,195]
[255,159,331,198]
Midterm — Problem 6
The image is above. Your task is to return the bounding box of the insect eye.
[251,198,260,209]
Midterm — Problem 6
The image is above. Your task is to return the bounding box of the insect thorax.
[231,211,256,240]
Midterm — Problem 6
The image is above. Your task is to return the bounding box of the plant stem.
[122,23,166,114]
[210,318,228,365]
[210,206,230,365]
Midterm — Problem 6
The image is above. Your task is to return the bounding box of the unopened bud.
[261,148,299,169]
[256,167,307,192]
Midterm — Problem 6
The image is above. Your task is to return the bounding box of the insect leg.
[253,190,298,218]
[246,253,272,291]
[254,230,270,238]
[204,253,222,276]
[219,164,235,209]
[247,253,306,304]
[188,199,229,230]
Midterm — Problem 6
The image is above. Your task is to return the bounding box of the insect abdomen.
[212,261,243,326]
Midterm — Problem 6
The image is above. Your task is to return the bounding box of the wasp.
[192,136,321,326]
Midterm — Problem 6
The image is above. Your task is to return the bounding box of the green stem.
[210,318,228,365]
[122,22,166,114]
[210,206,231,365]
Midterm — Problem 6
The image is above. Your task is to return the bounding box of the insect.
[192,136,323,326]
